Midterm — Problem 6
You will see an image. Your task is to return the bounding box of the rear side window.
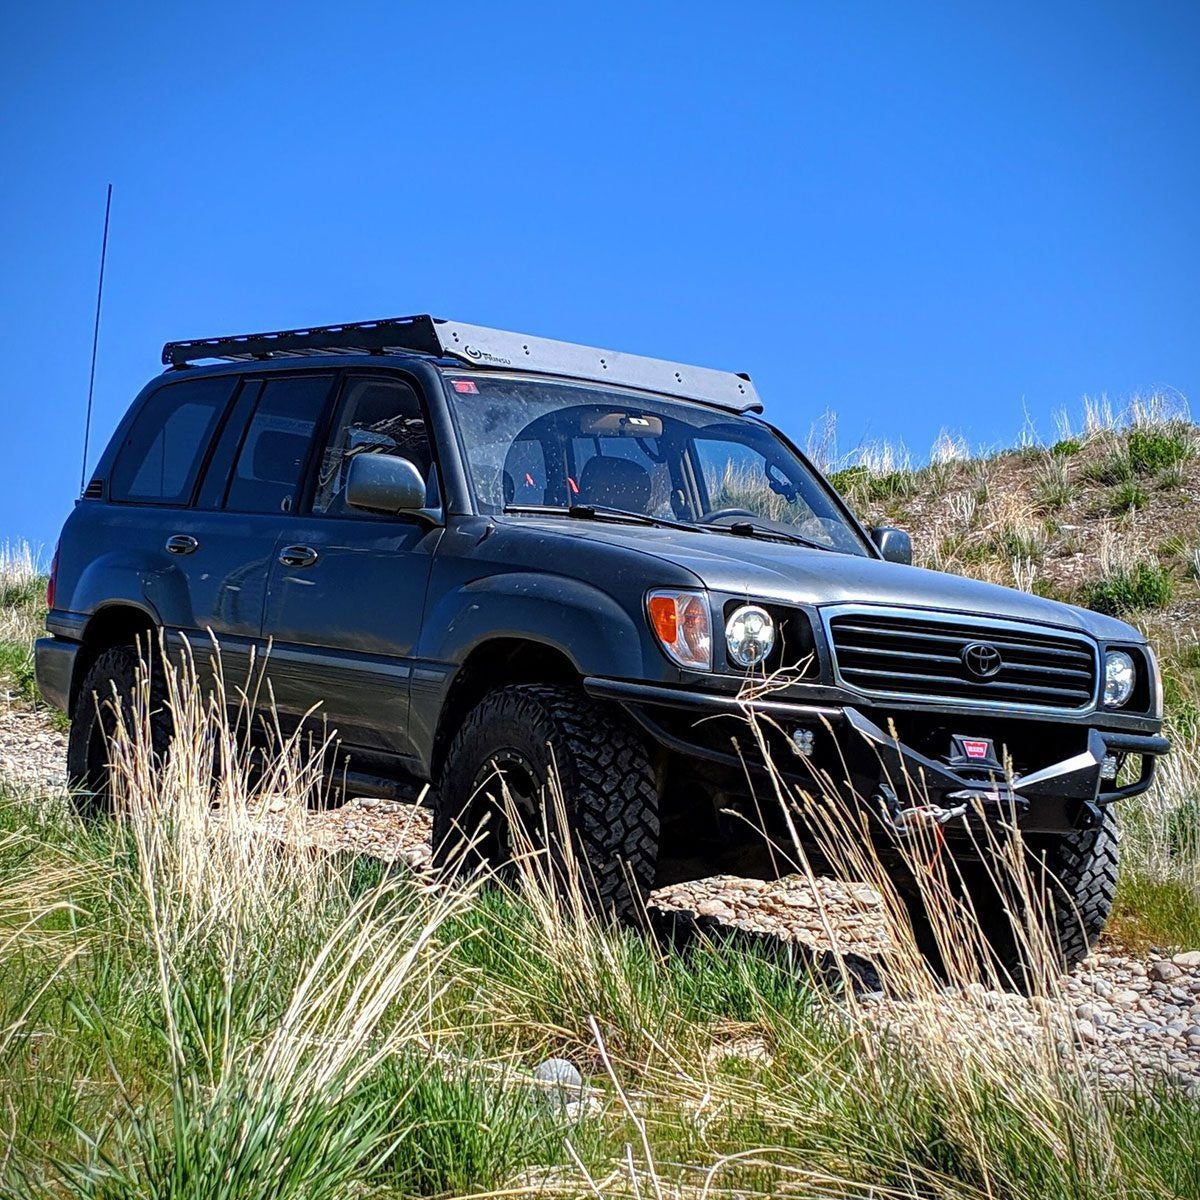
[109,377,236,505]
[224,376,333,514]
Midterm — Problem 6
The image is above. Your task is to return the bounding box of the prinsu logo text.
[464,345,513,367]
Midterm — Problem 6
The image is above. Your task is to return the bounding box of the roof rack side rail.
[162,314,764,413]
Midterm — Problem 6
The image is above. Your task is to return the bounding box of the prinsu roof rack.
[162,315,764,414]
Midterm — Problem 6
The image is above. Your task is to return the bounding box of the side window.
[224,376,333,514]
[109,377,236,505]
[313,378,433,516]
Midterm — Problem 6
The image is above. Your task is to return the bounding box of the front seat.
[578,456,652,513]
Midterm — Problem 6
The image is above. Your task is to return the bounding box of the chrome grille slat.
[827,610,1098,711]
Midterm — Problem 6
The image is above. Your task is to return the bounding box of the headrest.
[578,455,652,513]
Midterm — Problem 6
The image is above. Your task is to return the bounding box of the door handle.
[278,544,319,568]
[165,534,199,555]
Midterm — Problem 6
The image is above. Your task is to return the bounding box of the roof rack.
[162,315,763,414]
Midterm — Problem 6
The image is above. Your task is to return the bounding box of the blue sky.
[2,1,1198,553]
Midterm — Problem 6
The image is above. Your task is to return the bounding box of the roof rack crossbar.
[162,314,764,413]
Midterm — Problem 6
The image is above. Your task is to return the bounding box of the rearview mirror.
[345,454,431,517]
[871,526,913,565]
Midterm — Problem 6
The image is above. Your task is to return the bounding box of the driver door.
[260,374,442,759]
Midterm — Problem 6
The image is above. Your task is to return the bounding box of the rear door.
[178,372,338,681]
[260,373,442,759]
[101,372,269,675]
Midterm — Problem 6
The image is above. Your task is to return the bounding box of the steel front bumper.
[583,678,1169,829]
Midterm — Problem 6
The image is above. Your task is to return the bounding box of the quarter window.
[224,376,333,514]
[313,378,433,516]
[109,377,236,505]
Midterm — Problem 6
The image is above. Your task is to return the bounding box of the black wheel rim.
[471,749,542,858]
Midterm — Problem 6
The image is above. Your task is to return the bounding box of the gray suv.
[37,315,1167,980]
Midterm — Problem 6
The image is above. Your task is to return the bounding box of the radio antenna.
[80,183,113,495]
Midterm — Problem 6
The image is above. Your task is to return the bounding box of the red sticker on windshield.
[453,380,478,394]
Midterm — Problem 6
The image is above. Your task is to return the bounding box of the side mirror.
[345,454,432,517]
[871,526,913,565]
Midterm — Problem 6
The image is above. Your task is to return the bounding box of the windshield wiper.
[504,504,702,534]
[722,520,834,552]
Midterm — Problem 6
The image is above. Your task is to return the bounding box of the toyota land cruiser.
[37,315,1168,977]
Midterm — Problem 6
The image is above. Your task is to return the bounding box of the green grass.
[1109,871,1200,953]
[1083,453,1134,486]
[1077,560,1174,616]
[0,640,37,703]
[1108,479,1149,515]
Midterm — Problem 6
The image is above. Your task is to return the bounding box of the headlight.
[647,589,712,669]
[726,604,775,669]
[1104,650,1136,707]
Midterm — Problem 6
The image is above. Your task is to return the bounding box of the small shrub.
[827,465,868,496]
[1033,455,1074,511]
[1108,479,1148,515]
[989,523,1046,563]
[1050,437,1082,457]
[1127,427,1191,474]
[1077,561,1173,616]
[1083,454,1134,486]
[1032,577,1065,601]
[865,469,917,503]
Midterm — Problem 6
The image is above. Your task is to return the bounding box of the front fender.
[419,572,653,679]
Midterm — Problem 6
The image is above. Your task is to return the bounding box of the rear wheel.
[66,642,171,818]
[433,684,660,920]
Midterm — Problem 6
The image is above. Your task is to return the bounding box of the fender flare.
[420,572,654,679]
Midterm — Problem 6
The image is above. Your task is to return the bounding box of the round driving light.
[726,605,775,669]
[1104,650,1136,707]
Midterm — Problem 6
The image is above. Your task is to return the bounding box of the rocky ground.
[3,703,1199,1094]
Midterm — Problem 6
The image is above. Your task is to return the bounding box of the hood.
[505,517,1143,643]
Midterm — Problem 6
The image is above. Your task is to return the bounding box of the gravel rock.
[1150,961,1185,985]
[0,706,67,793]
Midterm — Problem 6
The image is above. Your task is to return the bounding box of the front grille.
[827,610,1097,710]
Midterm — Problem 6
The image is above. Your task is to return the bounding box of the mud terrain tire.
[434,684,660,921]
[956,810,1120,987]
[66,643,171,818]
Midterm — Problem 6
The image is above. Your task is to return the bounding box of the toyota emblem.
[961,642,1003,679]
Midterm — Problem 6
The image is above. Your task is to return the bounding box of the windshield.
[444,375,870,556]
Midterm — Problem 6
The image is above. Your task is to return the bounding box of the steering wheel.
[698,507,760,525]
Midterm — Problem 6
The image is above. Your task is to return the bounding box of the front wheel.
[433,684,661,921]
[900,810,1120,988]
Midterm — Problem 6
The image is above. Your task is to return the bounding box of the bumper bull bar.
[583,678,1169,819]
